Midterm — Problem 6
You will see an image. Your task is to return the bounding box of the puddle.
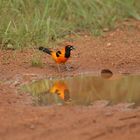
[21,74,140,106]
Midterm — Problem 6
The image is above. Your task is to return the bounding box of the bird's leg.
[57,64,61,72]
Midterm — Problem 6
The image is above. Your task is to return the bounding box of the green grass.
[31,53,43,67]
[0,0,140,49]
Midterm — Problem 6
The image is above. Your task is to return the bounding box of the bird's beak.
[71,46,76,50]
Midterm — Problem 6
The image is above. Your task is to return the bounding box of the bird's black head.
[65,45,75,51]
[65,45,75,58]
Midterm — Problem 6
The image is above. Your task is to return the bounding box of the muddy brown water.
[21,72,140,106]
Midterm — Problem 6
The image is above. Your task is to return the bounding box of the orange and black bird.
[38,45,75,72]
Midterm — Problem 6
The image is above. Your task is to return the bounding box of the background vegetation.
[0,0,140,49]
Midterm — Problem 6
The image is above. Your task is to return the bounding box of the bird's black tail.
[38,46,52,55]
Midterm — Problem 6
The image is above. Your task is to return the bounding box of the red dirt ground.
[0,19,140,140]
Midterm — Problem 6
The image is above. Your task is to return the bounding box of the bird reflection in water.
[49,81,70,102]
[34,81,71,105]
[23,79,71,105]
